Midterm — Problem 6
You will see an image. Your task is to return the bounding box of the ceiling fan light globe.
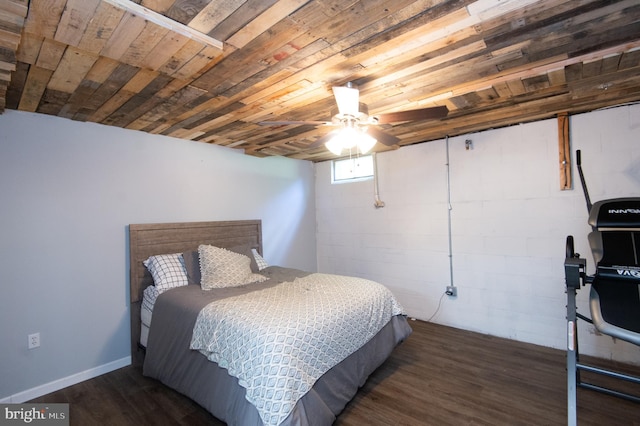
[325,137,344,156]
[325,127,377,156]
[356,131,377,154]
[340,127,359,149]
[326,128,355,155]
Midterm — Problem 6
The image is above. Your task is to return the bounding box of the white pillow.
[252,248,269,271]
[143,253,189,293]
[199,245,267,289]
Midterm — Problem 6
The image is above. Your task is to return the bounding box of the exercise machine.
[564,150,640,425]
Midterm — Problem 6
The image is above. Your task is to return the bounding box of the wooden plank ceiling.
[2,0,640,162]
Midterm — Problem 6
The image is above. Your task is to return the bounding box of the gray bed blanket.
[143,266,412,425]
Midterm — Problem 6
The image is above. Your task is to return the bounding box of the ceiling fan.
[259,82,448,154]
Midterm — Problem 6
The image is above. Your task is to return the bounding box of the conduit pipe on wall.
[445,136,454,287]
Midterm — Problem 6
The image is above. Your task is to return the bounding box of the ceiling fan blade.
[374,106,448,124]
[259,120,330,126]
[308,130,339,149]
[332,84,360,116]
[365,126,400,146]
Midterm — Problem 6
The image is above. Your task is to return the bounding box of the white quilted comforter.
[190,273,405,426]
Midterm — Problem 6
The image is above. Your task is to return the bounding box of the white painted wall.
[316,103,640,364]
[0,111,317,401]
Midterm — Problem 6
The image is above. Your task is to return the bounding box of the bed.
[129,220,412,425]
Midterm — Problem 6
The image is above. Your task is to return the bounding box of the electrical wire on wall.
[372,152,385,208]
[426,292,446,322]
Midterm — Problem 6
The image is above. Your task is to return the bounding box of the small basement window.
[331,155,374,183]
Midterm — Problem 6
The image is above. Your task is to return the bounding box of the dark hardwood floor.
[30,320,640,425]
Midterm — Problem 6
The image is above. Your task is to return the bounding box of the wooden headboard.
[128,220,262,366]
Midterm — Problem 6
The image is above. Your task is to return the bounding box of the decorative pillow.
[182,250,201,285]
[230,244,260,273]
[252,248,269,271]
[198,245,267,289]
[143,253,189,293]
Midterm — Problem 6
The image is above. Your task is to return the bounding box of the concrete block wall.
[315,103,640,363]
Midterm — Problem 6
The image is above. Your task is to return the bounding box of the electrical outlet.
[445,286,457,297]
[28,333,40,349]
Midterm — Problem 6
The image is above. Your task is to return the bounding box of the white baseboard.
[0,356,131,404]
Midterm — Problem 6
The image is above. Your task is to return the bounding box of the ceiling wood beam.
[102,0,223,50]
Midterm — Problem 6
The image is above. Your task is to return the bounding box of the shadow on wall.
[263,179,315,270]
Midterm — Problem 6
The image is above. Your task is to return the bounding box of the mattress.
[143,266,412,425]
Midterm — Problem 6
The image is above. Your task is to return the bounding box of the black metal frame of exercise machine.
[564,150,640,425]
